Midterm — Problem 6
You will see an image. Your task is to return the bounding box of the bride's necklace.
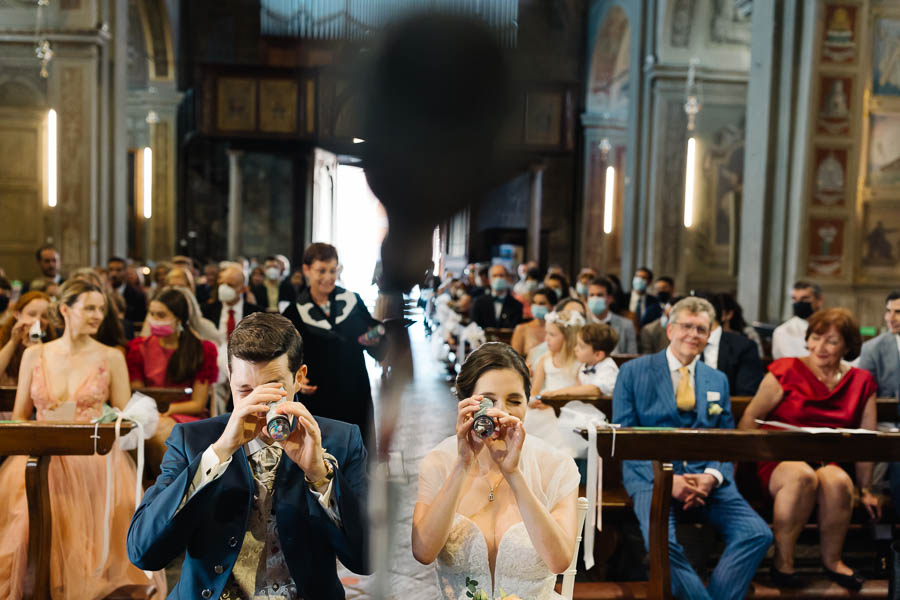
[486,472,504,502]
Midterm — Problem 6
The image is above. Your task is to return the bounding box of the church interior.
[2,0,900,599]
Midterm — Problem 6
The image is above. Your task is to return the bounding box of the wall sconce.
[683,58,702,228]
[683,137,696,228]
[47,108,57,208]
[603,166,615,234]
[142,147,152,219]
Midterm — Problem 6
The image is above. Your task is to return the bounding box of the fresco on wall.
[817,76,852,136]
[868,114,900,186]
[813,147,847,206]
[586,5,629,121]
[808,218,845,276]
[873,18,900,96]
[862,202,900,267]
[822,5,857,64]
[709,0,751,46]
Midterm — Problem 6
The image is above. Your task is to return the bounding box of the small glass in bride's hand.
[472,398,495,438]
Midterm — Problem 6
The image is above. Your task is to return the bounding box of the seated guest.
[574,267,597,301]
[544,272,570,304]
[642,276,674,326]
[772,280,824,358]
[471,265,490,298]
[719,292,764,357]
[605,273,630,315]
[639,296,680,354]
[147,260,172,301]
[526,298,588,368]
[540,322,619,398]
[586,277,638,354]
[201,265,262,342]
[531,309,583,397]
[511,287,553,357]
[127,288,218,469]
[858,291,900,516]
[695,292,765,396]
[165,265,196,293]
[628,266,659,326]
[739,308,879,591]
[0,291,56,386]
[22,244,64,293]
[412,342,579,598]
[251,255,296,312]
[614,297,773,600]
[470,264,524,330]
[512,266,542,317]
[128,313,369,598]
[107,256,147,325]
[70,268,129,349]
[0,280,166,598]
[512,262,540,297]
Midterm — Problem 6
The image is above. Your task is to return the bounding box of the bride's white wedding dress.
[417,435,580,600]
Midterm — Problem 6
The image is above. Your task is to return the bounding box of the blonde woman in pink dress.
[0,280,166,599]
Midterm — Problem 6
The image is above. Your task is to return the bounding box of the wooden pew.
[484,327,515,345]
[570,428,900,599]
[138,387,187,414]
[0,422,156,600]
[540,394,900,426]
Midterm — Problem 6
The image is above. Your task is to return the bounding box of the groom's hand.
[211,383,286,463]
[277,401,329,483]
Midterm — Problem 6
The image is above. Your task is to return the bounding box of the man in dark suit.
[127,313,369,599]
[23,244,65,293]
[470,263,523,329]
[107,256,147,324]
[201,265,263,342]
[697,292,765,396]
[613,296,772,600]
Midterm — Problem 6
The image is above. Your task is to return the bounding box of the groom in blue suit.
[613,297,771,600]
[128,313,369,599]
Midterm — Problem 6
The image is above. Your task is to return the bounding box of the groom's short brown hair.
[227,313,304,373]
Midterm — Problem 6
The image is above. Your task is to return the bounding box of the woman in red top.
[126,287,217,471]
[739,308,879,590]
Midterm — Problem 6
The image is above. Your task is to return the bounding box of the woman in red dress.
[126,287,217,471]
[739,308,880,590]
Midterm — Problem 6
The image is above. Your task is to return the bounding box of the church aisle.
[339,317,457,599]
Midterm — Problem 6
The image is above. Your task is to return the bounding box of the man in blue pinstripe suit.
[613,296,772,600]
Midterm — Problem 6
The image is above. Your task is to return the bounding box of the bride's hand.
[456,396,486,468]
[484,409,525,475]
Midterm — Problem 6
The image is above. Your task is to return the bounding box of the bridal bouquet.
[465,577,522,600]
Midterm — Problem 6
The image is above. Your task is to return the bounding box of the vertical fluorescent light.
[603,166,615,234]
[47,109,57,208]
[142,147,152,219]
[683,137,696,228]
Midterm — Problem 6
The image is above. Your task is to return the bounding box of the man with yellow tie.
[613,296,772,600]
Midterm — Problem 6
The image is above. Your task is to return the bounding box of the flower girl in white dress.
[412,342,580,600]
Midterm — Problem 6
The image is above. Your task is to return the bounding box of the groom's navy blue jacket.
[127,414,369,599]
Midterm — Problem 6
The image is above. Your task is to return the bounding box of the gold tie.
[676,366,695,411]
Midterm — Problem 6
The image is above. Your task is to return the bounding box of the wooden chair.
[559,497,589,599]
[0,422,157,600]
[571,428,900,599]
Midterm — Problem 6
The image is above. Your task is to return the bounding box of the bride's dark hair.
[455,342,531,400]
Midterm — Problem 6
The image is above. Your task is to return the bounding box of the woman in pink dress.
[739,308,879,591]
[126,287,217,471]
[0,279,166,599]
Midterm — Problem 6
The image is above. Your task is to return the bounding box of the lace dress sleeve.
[416,436,456,506]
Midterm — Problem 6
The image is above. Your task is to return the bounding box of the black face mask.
[657,291,672,304]
[0,295,8,314]
[793,301,814,319]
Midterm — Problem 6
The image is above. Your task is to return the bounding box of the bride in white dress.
[412,342,580,600]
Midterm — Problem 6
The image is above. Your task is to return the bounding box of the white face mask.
[265,267,281,281]
[218,283,237,304]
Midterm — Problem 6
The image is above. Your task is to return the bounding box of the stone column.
[111,0,128,258]
[737,0,814,322]
[528,164,544,263]
[227,150,244,259]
